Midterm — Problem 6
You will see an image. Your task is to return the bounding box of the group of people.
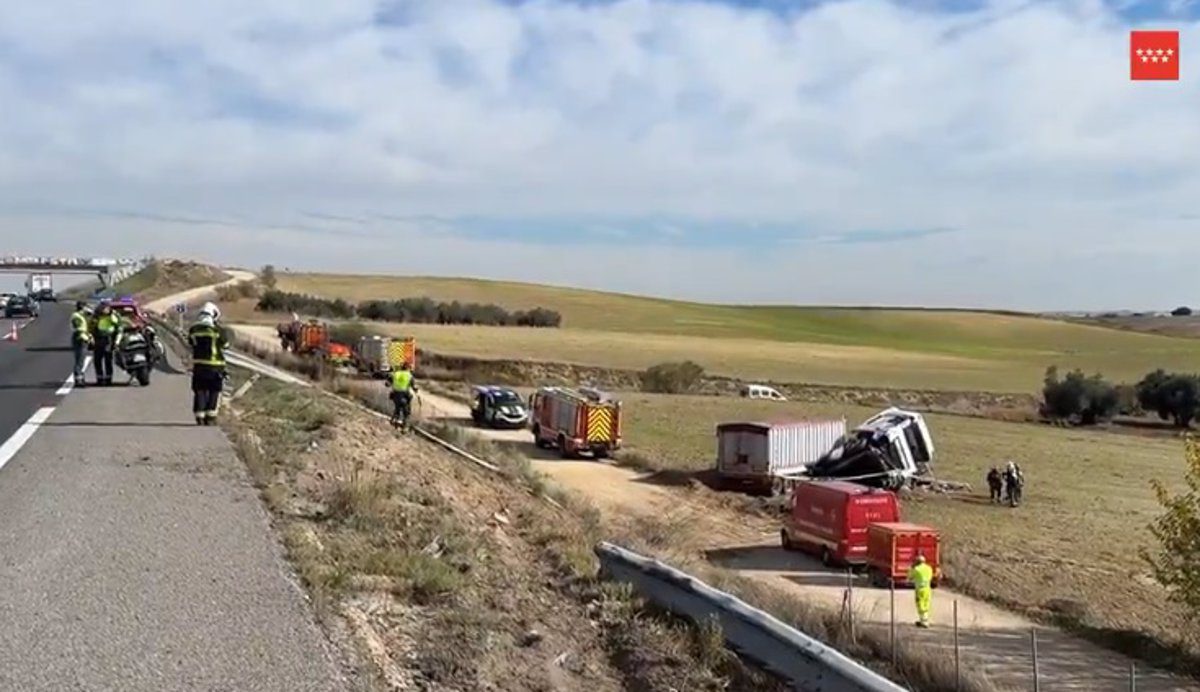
[69,299,141,386]
[69,297,230,426]
[986,461,1025,507]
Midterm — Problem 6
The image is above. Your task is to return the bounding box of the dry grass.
[268,272,1200,394]
[224,373,788,691]
[616,391,1200,673]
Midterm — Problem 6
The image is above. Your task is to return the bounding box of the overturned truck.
[713,407,936,495]
[806,408,935,490]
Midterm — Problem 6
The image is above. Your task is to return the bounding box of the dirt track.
[144,269,257,314]
[228,323,1195,691]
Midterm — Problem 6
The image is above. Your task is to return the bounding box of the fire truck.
[529,386,622,459]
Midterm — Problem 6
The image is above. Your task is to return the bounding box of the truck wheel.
[594,448,609,460]
[136,368,151,387]
[558,435,571,459]
[821,547,834,567]
[532,425,547,448]
[780,529,794,551]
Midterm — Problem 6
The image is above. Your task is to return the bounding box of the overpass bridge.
[0,256,149,289]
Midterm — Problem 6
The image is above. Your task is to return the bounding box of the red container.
[781,481,899,567]
[865,522,942,588]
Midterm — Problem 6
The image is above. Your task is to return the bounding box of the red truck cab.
[781,480,900,567]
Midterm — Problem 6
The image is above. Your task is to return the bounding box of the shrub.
[1040,366,1119,425]
[1171,306,1193,317]
[1136,370,1200,428]
[256,290,355,319]
[640,361,706,394]
[261,264,278,289]
[329,322,375,346]
[1142,438,1200,623]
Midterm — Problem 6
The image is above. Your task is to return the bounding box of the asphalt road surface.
[0,340,349,690]
[0,304,75,446]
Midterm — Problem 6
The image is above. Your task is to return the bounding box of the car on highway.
[4,295,39,318]
[470,385,530,429]
[32,288,56,302]
[0,292,15,309]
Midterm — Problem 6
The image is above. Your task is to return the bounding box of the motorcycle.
[387,387,419,433]
[115,328,154,386]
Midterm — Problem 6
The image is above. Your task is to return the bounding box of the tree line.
[1041,365,1200,428]
[255,289,563,328]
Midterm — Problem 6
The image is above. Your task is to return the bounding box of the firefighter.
[986,466,1003,504]
[908,554,934,628]
[92,300,119,386]
[188,305,229,425]
[69,301,92,386]
[385,361,418,428]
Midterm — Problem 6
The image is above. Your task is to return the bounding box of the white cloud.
[0,0,1198,310]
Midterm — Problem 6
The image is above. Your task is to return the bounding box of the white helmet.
[199,301,221,322]
[197,313,215,328]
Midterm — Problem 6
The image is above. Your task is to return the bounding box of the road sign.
[174,302,187,314]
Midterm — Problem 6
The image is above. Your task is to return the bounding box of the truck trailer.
[714,419,847,495]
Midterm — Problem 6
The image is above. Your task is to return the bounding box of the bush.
[329,322,375,346]
[640,361,705,394]
[256,290,563,329]
[1171,306,1192,317]
[1136,370,1200,428]
[261,265,278,289]
[1142,438,1200,623]
[1040,366,1119,425]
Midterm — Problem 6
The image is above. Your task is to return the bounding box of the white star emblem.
[1151,55,1159,62]
[1136,48,1144,55]
[1163,55,1171,62]
[1142,55,1150,62]
[1157,49,1164,55]
[1167,49,1174,56]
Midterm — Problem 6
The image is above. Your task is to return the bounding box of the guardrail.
[594,542,908,692]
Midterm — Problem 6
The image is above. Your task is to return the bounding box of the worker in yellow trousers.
[909,554,934,628]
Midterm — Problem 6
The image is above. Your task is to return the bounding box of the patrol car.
[470,385,530,430]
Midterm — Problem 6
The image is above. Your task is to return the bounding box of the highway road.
[0,317,351,691]
[0,304,75,451]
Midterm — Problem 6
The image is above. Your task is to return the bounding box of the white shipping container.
[716,419,846,479]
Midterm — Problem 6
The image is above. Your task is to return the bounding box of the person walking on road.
[908,554,934,628]
[92,301,119,386]
[70,301,92,386]
[188,304,229,426]
[385,361,418,430]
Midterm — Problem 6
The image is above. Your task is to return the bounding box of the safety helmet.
[915,554,926,564]
[75,301,87,311]
[197,313,215,328]
[199,301,221,321]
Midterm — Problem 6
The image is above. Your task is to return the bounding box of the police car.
[470,385,530,430]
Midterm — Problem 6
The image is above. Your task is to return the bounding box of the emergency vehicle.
[530,386,622,459]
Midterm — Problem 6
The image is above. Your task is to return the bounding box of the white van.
[740,384,788,401]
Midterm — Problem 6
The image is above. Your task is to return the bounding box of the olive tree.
[1142,438,1200,624]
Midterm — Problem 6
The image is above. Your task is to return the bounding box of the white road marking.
[0,407,56,473]
[55,355,92,395]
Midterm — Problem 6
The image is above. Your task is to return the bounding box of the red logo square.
[1131,30,1179,81]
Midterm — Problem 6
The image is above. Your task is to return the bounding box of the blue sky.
[1,0,1199,309]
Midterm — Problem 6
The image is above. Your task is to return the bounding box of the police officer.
[385,361,418,428]
[188,304,229,425]
[69,301,92,386]
[92,300,119,386]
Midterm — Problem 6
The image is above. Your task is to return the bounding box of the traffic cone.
[2,323,17,342]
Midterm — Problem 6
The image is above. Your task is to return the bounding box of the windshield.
[493,391,522,406]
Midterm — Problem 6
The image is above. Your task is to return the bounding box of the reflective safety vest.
[70,311,90,336]
[390,369,413,392]
[908,562,934,589]
[188,323,228,366]
[96,313,119,335]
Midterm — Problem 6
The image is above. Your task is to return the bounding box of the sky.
[1,0,1198,310]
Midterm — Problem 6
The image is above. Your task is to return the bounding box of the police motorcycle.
[115,327,154,386]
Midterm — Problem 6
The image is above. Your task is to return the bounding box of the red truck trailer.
[865,522,942,588]
[781,480,900,567]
